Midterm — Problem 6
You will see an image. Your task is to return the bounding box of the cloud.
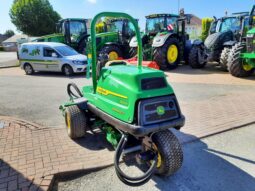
[87,0,97,4]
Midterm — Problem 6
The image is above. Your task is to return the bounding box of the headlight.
[73,60,84,65]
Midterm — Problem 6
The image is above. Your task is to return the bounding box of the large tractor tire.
[99,45,123,62]
[65,105,88,139]
[228,43,254,78]
[152,130,183,176]
[219,47,231,71]
[189,46,206,69]
[153,38,180,70]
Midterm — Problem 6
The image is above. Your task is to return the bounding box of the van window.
[43,47,58,57]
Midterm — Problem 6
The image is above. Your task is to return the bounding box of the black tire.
[62,65,74,76]
[78,39,87,55]
[24,63,34,75]
[65,105,88,139]
[219,47,231,71]
[99,45,123,62]
[153,38,180,70]
[152,130,183,176]
[228,43,254,77]
[129,47,137,58]
[189,46,206,69]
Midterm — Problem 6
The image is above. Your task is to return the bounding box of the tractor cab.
[56,18,88,52]
[145,14,179,36]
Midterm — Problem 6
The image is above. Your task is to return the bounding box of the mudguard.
[192,39,204,46]
[129,36,138,47]
[223,40,236,47]
[152,33,172,47]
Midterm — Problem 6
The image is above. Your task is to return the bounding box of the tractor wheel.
[24,63,34,75]
[65,105,88,139]
[99,45,123,62]
[189,46,206,69]
[228,43,254,77]
[153,38,180,70]
[129,47,137,58]
[63,65,74,76]
[219,47,231,71]
[152,130,183,176]
[78,39,87,55]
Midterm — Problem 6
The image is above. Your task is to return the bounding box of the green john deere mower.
[60,12,185,186]
[228,7,255,77]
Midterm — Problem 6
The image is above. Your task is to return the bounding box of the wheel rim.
[167,45,178,64]
[108,51,119,61]
[66,112,71,134]
[242,62,253,71]
[153,144,162,168]
[25,65,32,74]
[64,66,70,75]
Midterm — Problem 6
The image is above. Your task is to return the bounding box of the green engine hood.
[247,28,255,34]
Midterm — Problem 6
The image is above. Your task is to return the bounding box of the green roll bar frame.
[90,12,143,93]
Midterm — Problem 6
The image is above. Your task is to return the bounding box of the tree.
[4,30,15,37]
[200,18,214,41]
[10,0,61,36]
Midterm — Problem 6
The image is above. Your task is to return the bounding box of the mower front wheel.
[152,130,183,176]
[65,105,88,139]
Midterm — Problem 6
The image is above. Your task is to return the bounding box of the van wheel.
[24,63,34,75]
[63,65,74,76]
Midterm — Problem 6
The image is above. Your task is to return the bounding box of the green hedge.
[0,46,4,51]
[200,18,214,41]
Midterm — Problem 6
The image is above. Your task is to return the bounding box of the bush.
[0,46,4,51]
[200,18,214,41]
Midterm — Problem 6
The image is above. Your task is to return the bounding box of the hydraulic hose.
[114,134,158,186]
[67,83,83,100]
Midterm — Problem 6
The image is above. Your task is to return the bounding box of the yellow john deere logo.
[156,106,165,115]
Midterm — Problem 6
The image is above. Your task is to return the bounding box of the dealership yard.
[0,64,255,190]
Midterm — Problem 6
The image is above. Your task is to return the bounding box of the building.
[185,14,202,40]
[2,34,28,51]
[0,34,8,44]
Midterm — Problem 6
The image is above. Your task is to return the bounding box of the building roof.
[185,14,202,26]
[2,34,28,43]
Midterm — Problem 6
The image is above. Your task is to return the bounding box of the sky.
[1,0,255,34]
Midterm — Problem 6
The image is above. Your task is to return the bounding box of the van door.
[43,47,60,71]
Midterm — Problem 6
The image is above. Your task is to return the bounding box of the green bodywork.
[241,28,255,68]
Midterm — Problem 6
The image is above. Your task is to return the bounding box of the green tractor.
[34,18,89,54]
[87,18,136,61]
[60,12,185,186]
[129,13,191,70]
[189,8,253,71]
[228,7,255,77]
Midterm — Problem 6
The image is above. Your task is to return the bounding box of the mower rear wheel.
[228,43,254,77]
[153,38,180,70]
[219,47,231,71]
[65,105,87,139]
[152,130,183,176]
[189,46,206,69]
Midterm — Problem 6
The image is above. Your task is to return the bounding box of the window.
[146,17,165,33]
[69,21,86,43]
[43,47,57,57]
[108,20,123,33]
[166,17,178,32]
[54,46,78,56]
[220,17,241,32]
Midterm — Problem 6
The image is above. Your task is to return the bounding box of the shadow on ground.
[52,130,255,191]
[0,159,45,190]
[29,71,87,79]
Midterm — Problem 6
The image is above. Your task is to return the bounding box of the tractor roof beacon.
[228,5,255,77]
[189,7,254,71]
[59,12,185,186]
[129,12,191,70]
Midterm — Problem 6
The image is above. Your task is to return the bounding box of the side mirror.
[52,52,58,58]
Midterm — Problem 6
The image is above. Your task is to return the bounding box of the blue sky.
[1,0,255,34]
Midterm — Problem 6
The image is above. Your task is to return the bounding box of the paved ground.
[0,116,114,191]
[0,52,18,68]
[53,124,255,191]
[0,66,255,141]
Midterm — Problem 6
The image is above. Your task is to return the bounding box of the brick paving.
[0,117,114,191]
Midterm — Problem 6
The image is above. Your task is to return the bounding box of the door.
[42,47,60,71]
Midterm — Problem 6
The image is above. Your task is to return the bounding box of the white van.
[18,42,87,76]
